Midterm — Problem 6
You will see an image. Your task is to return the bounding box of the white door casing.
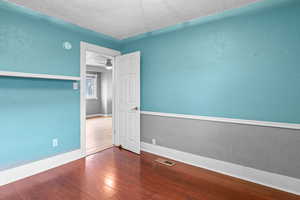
[115,51,141,154]
[80,42,120,155]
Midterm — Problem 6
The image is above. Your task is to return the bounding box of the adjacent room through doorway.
[85,50,113,155]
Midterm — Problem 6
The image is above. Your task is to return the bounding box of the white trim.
[86,113,112,118]
[86,74,98,78]
[81,42,120,56]
[141,142,300,195]
[80,42,121,155]
[141,111,300,130]
[0,149,84,186]
[112,52,119,145]
[86,97,98,100]
[0,71,80,81]
[86,146,113,156]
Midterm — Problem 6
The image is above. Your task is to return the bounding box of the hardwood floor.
[1,147,299,200]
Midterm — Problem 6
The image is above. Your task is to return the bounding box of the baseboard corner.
[141,142,300,195]
[0,149,84,186]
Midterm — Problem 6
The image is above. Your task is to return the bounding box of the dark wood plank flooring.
[0,147,299,200]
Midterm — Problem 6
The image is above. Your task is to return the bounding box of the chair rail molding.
[141,111,300,130]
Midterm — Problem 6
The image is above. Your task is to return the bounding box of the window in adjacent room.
[86,74,97,99]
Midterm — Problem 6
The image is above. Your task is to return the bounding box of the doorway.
[80,42,120,156]
[85,51,113,154]
[80,42,141,156]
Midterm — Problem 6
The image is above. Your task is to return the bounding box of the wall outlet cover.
[152,139,156,145]
[52,139,58,147]
[73,82,79,90]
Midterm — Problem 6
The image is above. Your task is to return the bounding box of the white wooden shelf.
[0,71,80,81]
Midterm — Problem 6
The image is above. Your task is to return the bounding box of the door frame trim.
[80,42,121,156]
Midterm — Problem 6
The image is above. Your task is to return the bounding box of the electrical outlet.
[73,82,79,90]
[52,138,58,147]
[152,138,156,145]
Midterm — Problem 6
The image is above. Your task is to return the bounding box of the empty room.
[0,0,299,200]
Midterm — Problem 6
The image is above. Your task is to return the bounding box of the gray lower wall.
[100,71,112,115]
[86,72,102,115]
[86,66,112,116]
[141,114,300,179]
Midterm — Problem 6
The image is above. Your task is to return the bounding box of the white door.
[115,51,140,154]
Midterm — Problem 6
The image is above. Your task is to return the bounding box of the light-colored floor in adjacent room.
[86,116,113,155]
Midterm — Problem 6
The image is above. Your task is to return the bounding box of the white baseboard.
[86,113,112,118]
[141,142,300,195]
[0,149,84,186]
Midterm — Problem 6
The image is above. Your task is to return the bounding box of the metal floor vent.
[155,158,176,167]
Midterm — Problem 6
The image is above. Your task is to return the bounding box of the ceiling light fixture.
[106,59,112,67]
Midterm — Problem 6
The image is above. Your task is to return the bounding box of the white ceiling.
[86,51,106,65]
[86,51,110,67]
[8,0,261,40]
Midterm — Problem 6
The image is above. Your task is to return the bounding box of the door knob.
[131,106,139,111]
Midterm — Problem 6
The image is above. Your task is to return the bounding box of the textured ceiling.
[7,0,261,39]
[86,51,109,66]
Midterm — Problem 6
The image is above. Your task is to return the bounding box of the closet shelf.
[0,71,80,81]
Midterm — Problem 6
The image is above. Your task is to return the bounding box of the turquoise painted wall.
[122,0,300,124]
[0,1,120,170]
[1,0,300,170]
[0,1,120,76]
[0,77,80,169]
